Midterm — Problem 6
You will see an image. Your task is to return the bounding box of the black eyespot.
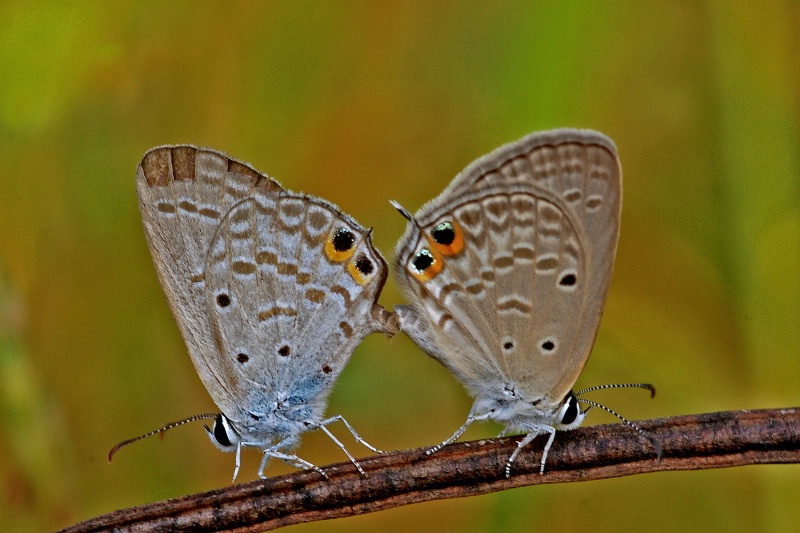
[278,345,290,357]
[541,340,555,352]
[213,414,231,447]
[561,393,579,425]
[503,341,514,350]
[431,221,456,245]
[411,249,435,273]
[559,273,577,287]
[355,256,374,275]
[236,353,249,364]
[322,364,332,374]
[332,228,356,252]
[216,293,231,307]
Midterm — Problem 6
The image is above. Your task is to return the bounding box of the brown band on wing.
[330,285,352,307]
[258,307,298,321]
[497,297,533,314]
[305,288,326,303]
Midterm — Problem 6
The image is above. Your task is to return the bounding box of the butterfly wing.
[203,192,388,427]
[137,146,389,423]
[137,146,283,416]
[394,129,621,406]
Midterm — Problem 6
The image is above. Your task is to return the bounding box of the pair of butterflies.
[111,128,658,480]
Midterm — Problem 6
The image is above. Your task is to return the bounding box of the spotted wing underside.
[394,129,621,405]
[137,146,389,421]
[204,193,388,424]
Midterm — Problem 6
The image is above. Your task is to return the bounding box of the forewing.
[204,193,388,423]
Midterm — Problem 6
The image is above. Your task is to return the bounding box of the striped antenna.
[108,413,219,463]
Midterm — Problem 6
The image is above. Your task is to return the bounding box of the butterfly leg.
[256,446,270,478]
[427,411,493,456]
[231,442,243,483]
[320,415,383,453]
[503,425,555,477]
[265,450,328,479]
[316,421,367,476]
[258,437,327,479]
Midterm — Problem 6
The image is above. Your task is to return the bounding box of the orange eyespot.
[428,220,464,256]
[347,254,376,286]
[325,227,357,262]
[409,246,444,282]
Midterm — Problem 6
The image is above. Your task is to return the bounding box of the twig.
[61,408,800,532]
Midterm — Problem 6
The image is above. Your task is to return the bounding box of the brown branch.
[61,408,800,533]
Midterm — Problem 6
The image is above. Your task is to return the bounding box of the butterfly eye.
[213,416,231,446]
[325,227,358,262]
[206,414,238,451]
[559,392,581,426]
[429,220,464,256]
[347,253,378,285]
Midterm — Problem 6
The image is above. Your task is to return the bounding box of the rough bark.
[61,408,800,533]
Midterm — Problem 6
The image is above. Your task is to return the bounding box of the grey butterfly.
[393,129,659,476]
[112,145,395,480]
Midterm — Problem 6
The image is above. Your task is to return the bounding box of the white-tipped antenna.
[575,383,662,460]
[108,413,219,463]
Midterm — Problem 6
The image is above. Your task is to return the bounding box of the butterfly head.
[471,383,587,430]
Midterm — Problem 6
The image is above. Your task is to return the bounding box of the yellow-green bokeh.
[1,2,798,531]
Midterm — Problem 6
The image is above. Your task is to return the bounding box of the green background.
[1,2,798,531]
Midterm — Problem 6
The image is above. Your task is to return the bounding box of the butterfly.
[110,145,397,480]
[392,128,659,476]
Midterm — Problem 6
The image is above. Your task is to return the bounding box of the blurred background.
[1,2,798,531]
